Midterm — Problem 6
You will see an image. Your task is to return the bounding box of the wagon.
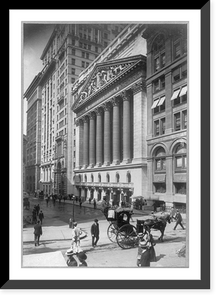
[103,206,171,249]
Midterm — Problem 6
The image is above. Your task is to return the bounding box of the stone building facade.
[72,23,187,210]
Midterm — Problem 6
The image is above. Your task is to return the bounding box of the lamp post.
[72,196,75,222]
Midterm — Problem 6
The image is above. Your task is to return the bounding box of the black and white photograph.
[7,5,212,291]
[22,22,188,269]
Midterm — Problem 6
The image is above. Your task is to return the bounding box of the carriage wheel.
[107,223,118,242]
[116,224,138,249]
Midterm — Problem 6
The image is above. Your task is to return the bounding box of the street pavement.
[23,197,187,268]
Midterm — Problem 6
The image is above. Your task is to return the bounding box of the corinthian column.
[122,91,131,163]
[95,107,103,167]
[112,97,120,165]
[89,112,96,167]
[83,116,89,168]
[103,102,111,166]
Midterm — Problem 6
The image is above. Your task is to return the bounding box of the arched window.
[127,172,131,183]
[174,143,187,171]
[154,147,166,172]
[116,173,120,183]
[152,34,166,72]
[106,173,110,183]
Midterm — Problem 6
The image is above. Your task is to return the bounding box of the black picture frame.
[5,3,210,290]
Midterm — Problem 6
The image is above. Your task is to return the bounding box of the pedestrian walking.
[173,209,185,230]
[65,249,78,267]
[36,204,40,216]
[93,198,97,209]
[91,219,99,247]
[32,208,37,224]
[34,220,42,246]
[38,210,44,224]
[71,222,82,254]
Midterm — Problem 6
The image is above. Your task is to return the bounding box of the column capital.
[102,101,112,111]
[75,118,83,126]
[111,97,120,106]
[94,106,103,116]
[89,111,96,120]
[82,115,89,123]
[120,90,130,101]
[131,80,145,94]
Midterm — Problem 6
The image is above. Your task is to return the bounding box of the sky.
[23,23,55,134]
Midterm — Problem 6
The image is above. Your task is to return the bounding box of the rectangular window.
[154,120,160,136]
[161,53,166,67]
[174,183,186,194]
[154,183,166,193]
[183,110,187,129]
[154,57,160,72]
[174,113,181,131]
[174,40,181,59]
[161,118,165,135]
[173,68,180,82]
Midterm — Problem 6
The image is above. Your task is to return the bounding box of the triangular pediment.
[73,55,145,110]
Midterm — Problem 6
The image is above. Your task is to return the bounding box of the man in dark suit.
[173,209,185,230]
[34,220,42,246]
[91,219,99,247]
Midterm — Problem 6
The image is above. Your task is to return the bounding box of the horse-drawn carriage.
[103,206,171,249]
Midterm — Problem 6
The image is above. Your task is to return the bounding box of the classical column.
[95,107,103,167]
[89,112,96,167]
[103,102,111,166]
[121,91,131,163]
[75,119,84,169]
[112,97,120,165]
[83,116,89,168]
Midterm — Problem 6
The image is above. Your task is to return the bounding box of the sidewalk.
[23,197,186,267]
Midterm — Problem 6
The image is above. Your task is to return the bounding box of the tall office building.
[72,23,187,210]
[23,73,42,194]
[29,23,126,196]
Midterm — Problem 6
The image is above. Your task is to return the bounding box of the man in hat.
[71,222,82,253]
[65,249,78,267]
[33,220,42,246]
[173,209,185,230]
[91,219,99,247]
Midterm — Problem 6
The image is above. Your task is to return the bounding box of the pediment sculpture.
[78,62,132,103]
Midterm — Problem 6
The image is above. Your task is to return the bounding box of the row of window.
[153,63,187,94]
[154,182,186,194]
[154,109,187,136]
[77,172,132,184]
[154,144,187,172]
[152,84,187,114]
[152,33,187,73]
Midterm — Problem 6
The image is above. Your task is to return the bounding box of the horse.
[143,213,171,242]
